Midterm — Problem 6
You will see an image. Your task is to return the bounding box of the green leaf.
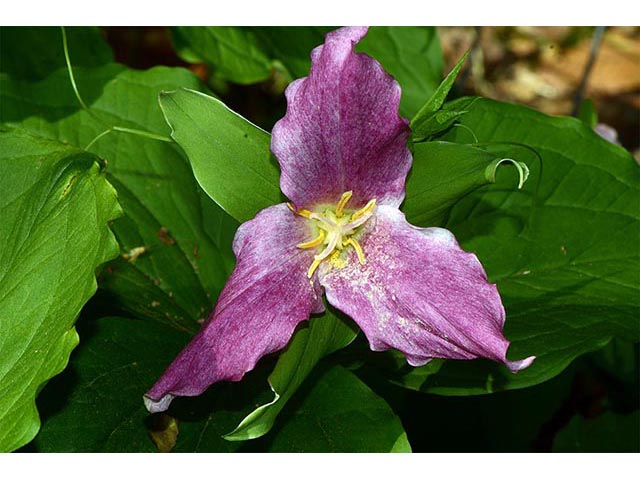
[553,411,640,452]
[0,27,112,81]
[0,127,120,452]
[265,366,411,452]
[225,308,357,441]
[404,141,529,227]
[392,98,640,394]
[357,26,443,118]
[171,27,273,84]
[411,50,468,138]
[1,61,237,331]
[159,88,282,223]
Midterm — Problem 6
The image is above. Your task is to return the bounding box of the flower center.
[289,191,376,278]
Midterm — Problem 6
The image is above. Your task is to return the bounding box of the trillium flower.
[144,26,535,413]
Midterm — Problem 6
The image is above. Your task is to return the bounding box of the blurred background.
[102,26,640,158]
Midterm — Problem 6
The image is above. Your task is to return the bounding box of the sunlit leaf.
[159,88,282,223]
[0,127,120,452]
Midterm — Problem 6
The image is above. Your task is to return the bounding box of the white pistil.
[295,192,377,278]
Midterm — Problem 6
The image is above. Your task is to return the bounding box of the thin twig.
[458,26,483,92]
[572,26,606,116]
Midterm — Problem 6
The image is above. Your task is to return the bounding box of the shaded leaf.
[553,411,640,452]
[171,27,273,84]
[0,27,112,81]
[265,366,411,452]
[251,27,334,79]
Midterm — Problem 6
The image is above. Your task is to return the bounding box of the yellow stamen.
[335,191,353,218]
[288,202,314,219]
[297,230,325,249]
[296,192,375,276]
[343,238,366,264]
[307,257,322,278]
[351,199,376,221]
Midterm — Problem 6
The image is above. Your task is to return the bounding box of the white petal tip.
[506,355,536,373]
[143,393,175,413]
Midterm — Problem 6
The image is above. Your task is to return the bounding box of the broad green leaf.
[225,308,357,441]
[171,27,273,84]
[553,411,640,452]
[411,50,468,138]
[404,141,529,227]
[0,127,120,452]
[391,98,640,394]
[265,366,411,452]
[0,27,112,81]
[32,316,253,452]
[1,62,237,331]
[159,88,282,223]
[357,26,443,117]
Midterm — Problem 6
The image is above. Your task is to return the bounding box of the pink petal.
[318,206,535,372]
[144,204,324,412]
[271,26,412,210]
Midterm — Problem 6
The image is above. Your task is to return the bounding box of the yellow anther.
[335,191,353,218]
[351,199,376,221]
[307,257,322,278]
[297,231,325,249]
[287,202,295,212]
[343,238,366,264]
